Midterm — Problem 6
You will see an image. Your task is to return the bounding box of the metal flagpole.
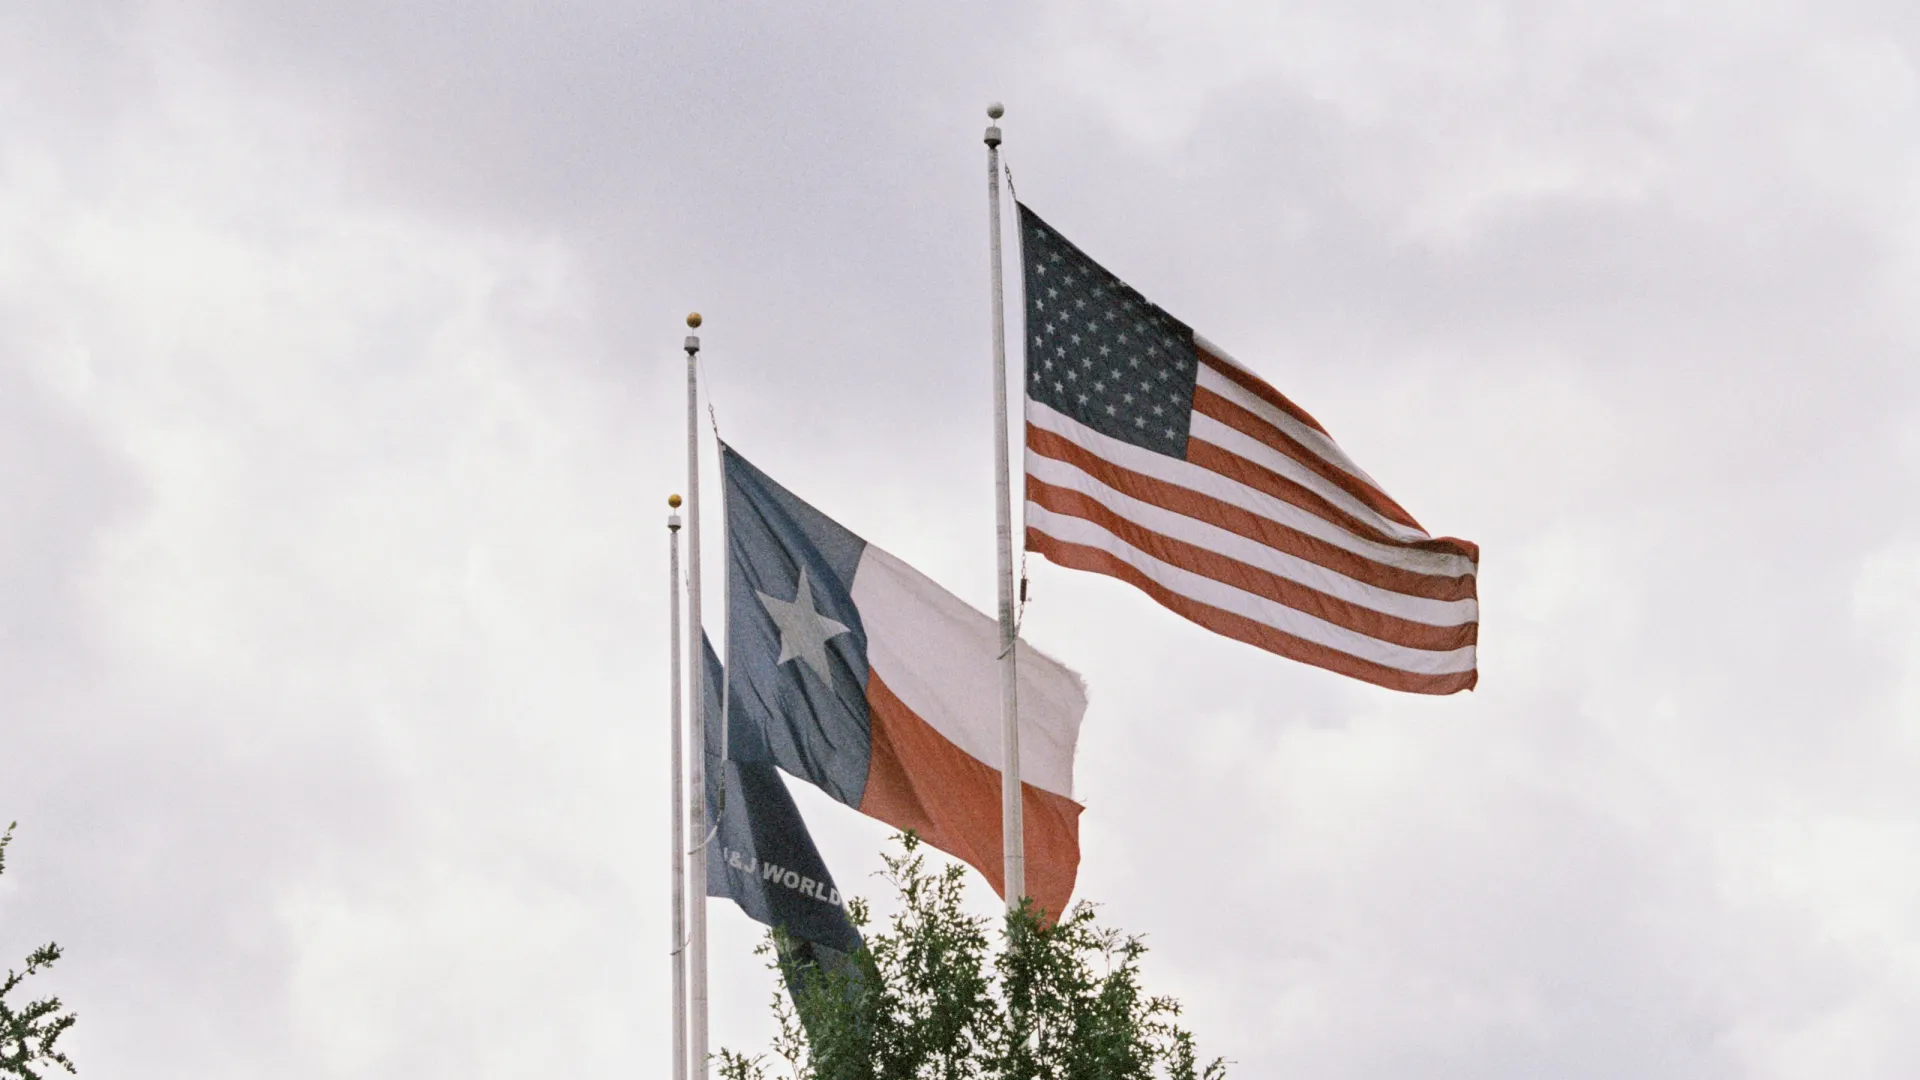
[666,494,688,1080]
[683,313,710,1080]
[984,102,1025,912]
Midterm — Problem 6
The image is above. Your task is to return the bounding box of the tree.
[0,824,76,1078]
[719,833,1226,1080]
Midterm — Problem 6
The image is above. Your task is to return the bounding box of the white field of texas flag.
[1017,203,1480,694]
[721,445,1089,920]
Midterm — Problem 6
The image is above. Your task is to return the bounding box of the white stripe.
[1026,401,1476,579]
[1188,412,1430,544]
[849,544,1085,798]
[1193,358,1387,493]
[1027,453,1478,627]
[1027,505,1478,676]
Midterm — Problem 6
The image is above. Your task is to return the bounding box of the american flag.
[1017,204,1479,694]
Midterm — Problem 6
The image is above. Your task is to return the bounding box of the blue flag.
[701,635,863,985]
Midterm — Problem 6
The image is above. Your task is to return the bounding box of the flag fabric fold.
[1017,202,1479,694]
[702,634,863,974]
[722,445,1088,920]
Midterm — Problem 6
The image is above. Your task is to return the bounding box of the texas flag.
[722,445,1089,920]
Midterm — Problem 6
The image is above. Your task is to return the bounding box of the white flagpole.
[683,313,710,1080]
[666,494,688,1080]
[984,102,1025,912]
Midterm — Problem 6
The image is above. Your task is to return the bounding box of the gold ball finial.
[668,493,683,508]
[686,312,702,329]
[987,102,1005,120]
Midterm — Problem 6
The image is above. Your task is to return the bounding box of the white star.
[756,567,851,686]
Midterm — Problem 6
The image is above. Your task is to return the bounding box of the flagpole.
[667,494,688,1080]
[984,102,1025,912]
[683,313,710,1080]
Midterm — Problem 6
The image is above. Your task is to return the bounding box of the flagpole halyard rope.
[1010,167,1031,635]
[667,493,689,1080]
[717,428,732,806]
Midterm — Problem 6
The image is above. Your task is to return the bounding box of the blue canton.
[1018,204,1200,459]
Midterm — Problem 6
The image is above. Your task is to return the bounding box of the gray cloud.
[3,1,1919,1077]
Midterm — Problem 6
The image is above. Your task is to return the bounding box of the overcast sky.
[5,1,1920,1077]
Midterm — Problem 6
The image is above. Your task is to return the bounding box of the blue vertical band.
[722,444,874,807]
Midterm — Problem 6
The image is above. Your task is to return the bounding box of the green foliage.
[0,824,77,1079]
[720,833,1225,1080]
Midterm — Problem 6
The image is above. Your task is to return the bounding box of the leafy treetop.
[719,833,1226,1080]
[0,824,76,1079]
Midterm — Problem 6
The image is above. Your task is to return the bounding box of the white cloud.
[5,1,1920,1076]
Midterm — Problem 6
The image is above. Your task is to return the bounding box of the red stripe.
[1181,436,1408,548]
[1027,477,1477,651]
[1026,528,1477,695]
[1193,384,1426,533]
[860,669,1082,924]
[1027,424,1476,599]
[1187,438,1480,561]
[1196,343,1329,436]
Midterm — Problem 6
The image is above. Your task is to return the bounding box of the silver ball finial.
[987,102,1005,119]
